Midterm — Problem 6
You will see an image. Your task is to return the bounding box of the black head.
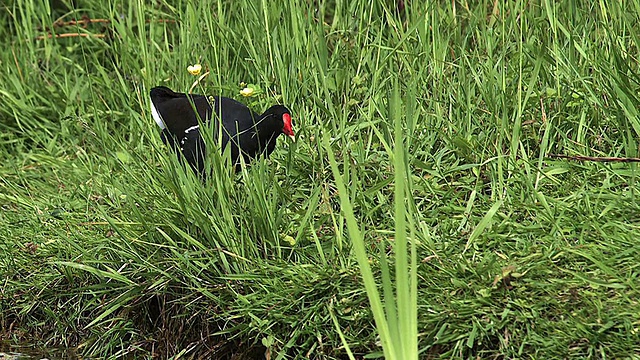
[262,105,294,140]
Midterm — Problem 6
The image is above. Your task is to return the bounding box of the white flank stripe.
[150,98,166,129]
[184,125,199,134]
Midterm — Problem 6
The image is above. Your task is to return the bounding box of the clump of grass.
[325,80,420,360]
[2,0,640,359]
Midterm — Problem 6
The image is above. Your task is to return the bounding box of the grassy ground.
[2,0,640,358]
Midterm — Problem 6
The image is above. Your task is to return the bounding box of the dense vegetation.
[2,0,640,358]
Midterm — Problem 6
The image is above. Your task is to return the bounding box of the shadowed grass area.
[2,0,640,358]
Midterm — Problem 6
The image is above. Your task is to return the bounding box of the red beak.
[283,113,295,141]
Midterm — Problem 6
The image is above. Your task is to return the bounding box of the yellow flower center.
[187,64,202,76]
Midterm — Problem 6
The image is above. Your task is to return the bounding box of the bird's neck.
[254,114,280,148]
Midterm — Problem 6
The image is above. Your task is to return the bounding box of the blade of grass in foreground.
[324,80,418,359]
[390,81,418,358]
[324,134,395,359]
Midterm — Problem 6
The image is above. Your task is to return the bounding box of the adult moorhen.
[150,86,294,173]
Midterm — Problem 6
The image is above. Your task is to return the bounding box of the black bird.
[150,86,294,173]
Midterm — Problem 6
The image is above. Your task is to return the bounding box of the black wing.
[150,86,213,136]
[161,127,206,174]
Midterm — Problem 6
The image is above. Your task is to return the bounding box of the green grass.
[2,0,640,358]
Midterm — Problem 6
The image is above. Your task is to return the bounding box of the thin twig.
[36,18,176,41]
[547,154,640,162]
[52,17,175,28]
[35,33,106,40]
[53,18,111,27]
